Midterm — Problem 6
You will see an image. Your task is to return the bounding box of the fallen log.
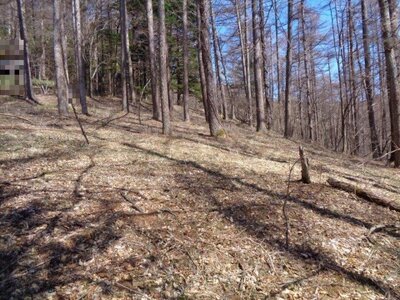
[327,177,400,212]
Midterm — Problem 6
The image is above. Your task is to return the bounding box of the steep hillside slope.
[1,96,399,299]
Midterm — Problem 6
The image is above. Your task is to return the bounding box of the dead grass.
[0,95,399,299]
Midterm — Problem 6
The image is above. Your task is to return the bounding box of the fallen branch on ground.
[366,223,400,244]
[283,159,299,249]
[0,113,36,125]
[327,177,400,212]
[119,192,143,213]
[71,102,89,144]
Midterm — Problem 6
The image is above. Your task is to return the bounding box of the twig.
[71,102,90,144]
[114,281,136,293]
[119,192,143,212]
[138,79,151,125]
[358,147,400,166]
[366,223,400,244]
[0,113,36,125]
[283,159,299,249]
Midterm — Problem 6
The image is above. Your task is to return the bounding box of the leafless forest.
[0,0,399,298]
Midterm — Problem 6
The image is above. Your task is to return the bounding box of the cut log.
[327,177,400,212]
[299,146,311,184]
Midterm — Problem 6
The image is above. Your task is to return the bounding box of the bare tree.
[378,0,400,167]
[53,0,68,116]
[159,0,172,134]
[39,0,46,80]
[284,0,293,138]
[252,0,266,131]
[146,0,161,120]
[120,0,128,111]
[234,0,252,126]
[197,3,209,123]
[72,0,88,114]
[198,0,224,136]
[210,1,228,120]
[124,1,136,105]
[361,0,381,158]
[182,0,190,121]
[300,0,313,141]
[16,0,38,103]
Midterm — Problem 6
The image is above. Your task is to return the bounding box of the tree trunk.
[159,0,172,134]
[197,4,209,123]
[146,0,161,121]
[244,0,253,127]
[272,0,281,104]
[284,0,293,138]
[16,0,38,103]
[182,0,190,121]
[210,1,228,120]
[234,0,252,126]
[347,0,359,155]
[125,6,136,105]
[120,0,129,112]
[300,0,313,142]
[252,0,266,131]
[259,0,271,129]
[299,146,311,184]
[361,0,381,158]
[198,0,224,137]
[39,1,46,80]
[378,0,400,167]
[72,0,88,114]
[53,0,68,116]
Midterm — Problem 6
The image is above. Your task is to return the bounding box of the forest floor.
[0,95,399,299]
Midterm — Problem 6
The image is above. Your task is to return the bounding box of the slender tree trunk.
[259,0,271,129]
[72,0,88,114]
[125,8,136,105]
[197,4,209,123]
[234,0,252,126]
[272,0,281,104]
[361,0,381,158]
[16,0,38,103]
[182,0,190,121]
[146,0,161,120]
[120,0,129,112]
[53,0,68,115]
[284,0,293,138]
[330,1,348,153]
[378,0,400,167]
[39,1,46,80]
[217,35,233,119]
[300,0,313,141]
[107,4,113,96]
[244,0,253,127]
[347,0,359,154]
[210,1,228,120]
[252,0,266,131]
[198,0,224,136]
[159,0,172,134]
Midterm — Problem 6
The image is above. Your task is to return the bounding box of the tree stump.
[299,146,311,184]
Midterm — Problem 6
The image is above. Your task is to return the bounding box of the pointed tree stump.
[299,146,311,184]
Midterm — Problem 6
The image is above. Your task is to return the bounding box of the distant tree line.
[3,0,399,167]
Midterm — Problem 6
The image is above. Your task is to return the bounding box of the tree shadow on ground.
[0,152,123,298]
[122,142,400,298]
